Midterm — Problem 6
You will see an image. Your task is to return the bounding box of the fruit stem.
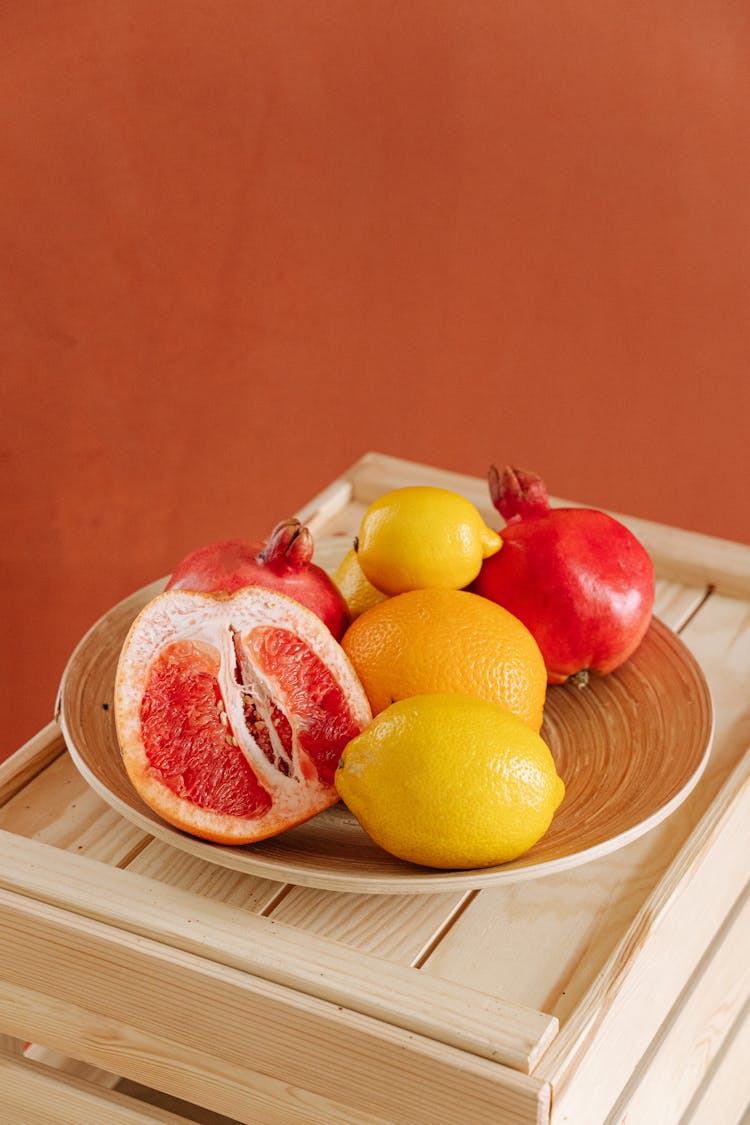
[259,519,314,569]
[489,465,550,523]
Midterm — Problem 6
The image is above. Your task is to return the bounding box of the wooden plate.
[57,551,713,894]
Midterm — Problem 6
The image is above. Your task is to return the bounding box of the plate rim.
[57,568,715,895]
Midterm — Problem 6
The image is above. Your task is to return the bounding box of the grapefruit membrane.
[115,587,371,844]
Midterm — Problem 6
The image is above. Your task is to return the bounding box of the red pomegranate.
[166,519,350,639]
[471,466,655,684]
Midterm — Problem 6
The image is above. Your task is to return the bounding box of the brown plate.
[57,556,713,894]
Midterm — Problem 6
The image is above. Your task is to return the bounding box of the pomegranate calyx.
[489,465,550,523]
[258,519,314,570]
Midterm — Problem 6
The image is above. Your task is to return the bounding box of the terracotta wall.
[3,2,749,758]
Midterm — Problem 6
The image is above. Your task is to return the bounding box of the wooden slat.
[114,1079,250,1125]
[0,751,149,864]
[653,578,708,632]
[4,1013,381,1125]
[421,830,682,1021]
[311,526,359,571]
[124,818,470,970]
[624,522,750,600]
[680,594,750,788]
[0,722,67,806]
[681,1000,750,1125]
[315,499,368,541]
[606,882,750,1123]
[0,1047,197,1124]
[0,830,557,1074]
[0,891,550,1125]
[268,885,470,964]
[124,835,473,969]
[23,1042,120,1090]
[527,589,750,1119]
[346,452,750,596]
[347,451,499,514]
[124,840,283,914]
[293,476,354,536]
[535,746,750,1123]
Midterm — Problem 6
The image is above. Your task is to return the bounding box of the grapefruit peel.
[115,586,371,845]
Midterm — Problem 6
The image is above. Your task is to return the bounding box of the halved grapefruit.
[115,586,372,844]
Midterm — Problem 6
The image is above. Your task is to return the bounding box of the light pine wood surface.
[0,1047,198,1125]
[681,998,750,1125]
[2,453,749,1124]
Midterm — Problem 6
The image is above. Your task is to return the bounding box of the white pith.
[229,629,297,778]
[115,587,371,831]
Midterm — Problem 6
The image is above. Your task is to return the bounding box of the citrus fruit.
[336,694,565,869]
[167,518,350,639]
[356,486,502,595]
[341,587,547,729]
[115,586,371,844]
[333,547,389,619]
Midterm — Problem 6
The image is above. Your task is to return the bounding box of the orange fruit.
[341,588,546,730]
[115,587,371,844]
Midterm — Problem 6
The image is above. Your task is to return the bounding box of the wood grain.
[268,884,470,964]
[0,1048,196,1124]
[125,841,283,913]
[0,722,67,806]
[606,883,750,1123]
[0,750,148,865]
[23,1042,120,1093]
[0,831,558,1074]
[0,985,391,1125]
[681,999,750,1125]
[535,747,750,1123]
[0,887,551,1125]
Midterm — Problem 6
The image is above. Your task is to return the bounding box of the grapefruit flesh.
[115,587,371,844]
[140,641,273,817]
[249,627,363,785]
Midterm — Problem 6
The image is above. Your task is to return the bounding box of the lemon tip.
[480,527,503,559]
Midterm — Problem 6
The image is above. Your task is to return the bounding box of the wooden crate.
[1,452,749,1124]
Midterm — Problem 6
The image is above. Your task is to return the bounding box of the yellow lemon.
[333,547,389,619]
[336,694,565,869]
[356,486,502,595]
[341,587,547,730]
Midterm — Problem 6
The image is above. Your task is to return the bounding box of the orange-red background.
[3,2,749,758]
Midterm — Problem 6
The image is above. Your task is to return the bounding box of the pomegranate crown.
[488,465,551,523]
[258,519,314,569]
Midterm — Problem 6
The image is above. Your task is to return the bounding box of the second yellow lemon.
[336,694,565,869]
[356,486,502,595]
[341,587,547,730]
[333,548,389,620]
